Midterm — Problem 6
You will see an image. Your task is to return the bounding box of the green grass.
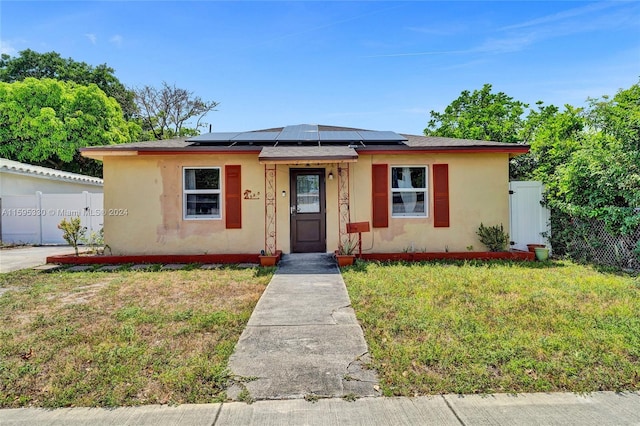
[0,266,272,408]
[343,260,640,396]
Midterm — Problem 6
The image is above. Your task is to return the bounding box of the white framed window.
[183,167,221,220]
[391,166,428,217]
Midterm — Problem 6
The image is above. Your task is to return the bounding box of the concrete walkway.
[0,245,83,273]
[2,392,639,425]
[227,253,379,400]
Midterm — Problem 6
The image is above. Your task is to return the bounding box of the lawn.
[0,266,272,408]
[343,260,640,396]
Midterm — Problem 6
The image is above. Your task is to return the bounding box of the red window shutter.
[433,164,450,227]
[225,165,242,229]
[372,164,389,228]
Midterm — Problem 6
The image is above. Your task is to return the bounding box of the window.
[183,168,221,219]
[391,166,427,217]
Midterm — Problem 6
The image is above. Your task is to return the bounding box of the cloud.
[405,24,467,36]
[0,39,18,55]
[364,2,639,59]
[362,49,471,58]
[84,33,97,45]
[109,34,123,47]
[499,2,617,31]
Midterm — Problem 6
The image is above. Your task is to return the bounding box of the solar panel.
[232,131,279,142]
[278,124,319,141]
[319,131,362,142]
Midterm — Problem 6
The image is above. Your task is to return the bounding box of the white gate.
[1,191,103,244]
[509,181,551,252]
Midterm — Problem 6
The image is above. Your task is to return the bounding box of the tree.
[542,82,640,235]
[134,82,219,140]
[0,78,140,176]
[0,49,136,119]
[424,84,528,143]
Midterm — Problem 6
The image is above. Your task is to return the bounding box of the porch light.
[282,190,286,197]
[328,171,334,180]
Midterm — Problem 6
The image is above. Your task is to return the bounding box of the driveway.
[0,246,80,273]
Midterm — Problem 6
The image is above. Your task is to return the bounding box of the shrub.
[57,217,86,256]
[476,223,509,252]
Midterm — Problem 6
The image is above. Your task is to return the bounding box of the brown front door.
[290,169,326,253]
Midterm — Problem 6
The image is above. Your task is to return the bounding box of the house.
[0,158,104,244]
[80,124,528,256]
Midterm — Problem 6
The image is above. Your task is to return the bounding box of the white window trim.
[391,165,429,218]
[183,167,222,221]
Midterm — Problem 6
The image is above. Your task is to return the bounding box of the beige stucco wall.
[353,153,510,253]
[103,154,265,255]
[102,152,510,255]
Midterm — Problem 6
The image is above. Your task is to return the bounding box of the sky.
[1,1,639,135]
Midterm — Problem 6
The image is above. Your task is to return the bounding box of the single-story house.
[80,124,528,256]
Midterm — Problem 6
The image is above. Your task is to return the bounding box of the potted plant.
[259,249,279,267]
[526,243,546,253]
[335,239,356,267]
[534,247,550,261]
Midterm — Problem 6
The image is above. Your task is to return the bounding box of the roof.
[80,124,530,159]
[188,124,408,144]
[0,158,104,186]
[259,146,358,164]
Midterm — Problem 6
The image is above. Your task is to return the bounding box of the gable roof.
[80,124,529,159]
[0,158,103,186]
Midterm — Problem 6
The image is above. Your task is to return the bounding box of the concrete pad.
[32,264,63,272]
[161,263,186,270]
[130,264,155,271]
[0,245,86,273]
[96,265,122,272]
[217,397,460,426]
[247,275,358,326]
[200,264,223,270]
[0,404,221,425]
[229,325,377,399]
[444,391,640,426]
[65,265,93,272]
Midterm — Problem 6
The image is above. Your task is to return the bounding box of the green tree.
[0,78,140,176]
[0,49,136,119]
[543,83,640,235]
[424,83,528,144]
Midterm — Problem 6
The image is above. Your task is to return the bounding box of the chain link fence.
[566,218,640,271]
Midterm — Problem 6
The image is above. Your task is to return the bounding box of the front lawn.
[0,266,272,407]
[343,260,640,395]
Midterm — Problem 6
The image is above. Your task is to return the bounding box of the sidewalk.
[1,392,638,425]
[226,253,379,400]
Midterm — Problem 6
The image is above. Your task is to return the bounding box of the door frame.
[289,168,327,253]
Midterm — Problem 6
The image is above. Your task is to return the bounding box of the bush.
[57,217,86,256]
[476,223,509,252]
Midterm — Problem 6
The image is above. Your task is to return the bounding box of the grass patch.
[0,267,272,407]
[343,260,640,396]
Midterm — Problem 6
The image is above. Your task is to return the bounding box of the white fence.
[509,181,551,252]
[1,191,103,245]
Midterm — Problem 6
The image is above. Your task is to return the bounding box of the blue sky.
[1,1,639,135]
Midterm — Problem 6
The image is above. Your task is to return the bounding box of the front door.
[290,169,326,253]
